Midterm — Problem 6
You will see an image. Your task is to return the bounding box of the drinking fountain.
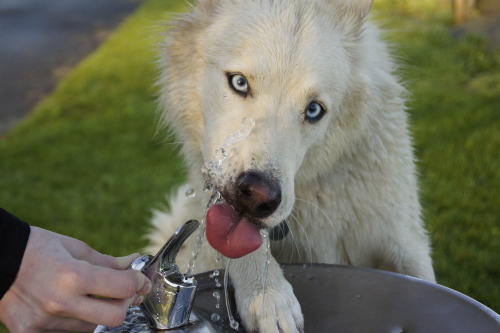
[94,220,500,333]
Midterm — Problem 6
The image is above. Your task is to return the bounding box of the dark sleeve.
[0,208,31,300]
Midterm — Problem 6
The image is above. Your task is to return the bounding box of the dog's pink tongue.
[206,202,263,259]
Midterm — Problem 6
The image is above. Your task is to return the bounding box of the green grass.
[0,0,498,331]
[372,4,500,312]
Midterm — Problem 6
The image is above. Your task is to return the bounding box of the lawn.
[0,0,498,331]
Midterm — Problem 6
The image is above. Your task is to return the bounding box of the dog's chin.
[255,213,287,229]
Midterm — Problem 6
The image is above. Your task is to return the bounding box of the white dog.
[146,0,436,332]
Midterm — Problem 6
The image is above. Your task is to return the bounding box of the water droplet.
[215,251,223,265]
[212,290,221,311]
[185,188,196,198]
[229,319,240,330]
[214,148,227,162]
[209,269,220,278]
[210,313,221,322]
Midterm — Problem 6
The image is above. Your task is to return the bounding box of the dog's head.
[159,0,375,234]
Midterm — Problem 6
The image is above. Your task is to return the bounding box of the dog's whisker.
[292,216,314,264]
[284,219,295,260]
[295,197,337,229]
[272,223,287,260]
[288,210,314,264]
[287,213,302,262]
[281,212,300,262]
[282,217,297,262]
[286,210,308,263]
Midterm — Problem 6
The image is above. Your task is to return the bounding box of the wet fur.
[146,1,435,332]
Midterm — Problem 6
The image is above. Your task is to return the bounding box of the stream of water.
[185,117,259,330]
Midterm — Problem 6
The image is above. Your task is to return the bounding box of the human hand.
[0,227,151,332]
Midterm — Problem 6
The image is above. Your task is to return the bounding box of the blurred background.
[0,0,142,135]
[0,0,498,331]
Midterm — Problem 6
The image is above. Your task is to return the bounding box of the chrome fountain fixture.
[94,219,205,332]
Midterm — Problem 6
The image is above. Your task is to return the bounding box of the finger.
[82,265,151,299]
[66,295,134,327]
[131,294,145,306]
[44,318,97,333]
[60,235,112,265]
[61,234,140,270]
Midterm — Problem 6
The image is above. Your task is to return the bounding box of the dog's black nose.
[236,171,281,219]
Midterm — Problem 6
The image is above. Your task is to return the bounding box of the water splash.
[210,268,222,288]
[260,229,271,294]
[185,117,256,327]
[201,117,255,192]
[223,117,255,148]
[224,259,240,331]
[212,291,221,309]
[201,149,227,192]
[213,252,224,288]
[200,163,217,192]
[214,148,227,166]
[181,275,195,284]
[185,191,221,277]
[189,118,256,275]
[185,188,196,199]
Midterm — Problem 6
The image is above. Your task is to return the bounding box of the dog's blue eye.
[305,102,325,122]
[228,74,249,95]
